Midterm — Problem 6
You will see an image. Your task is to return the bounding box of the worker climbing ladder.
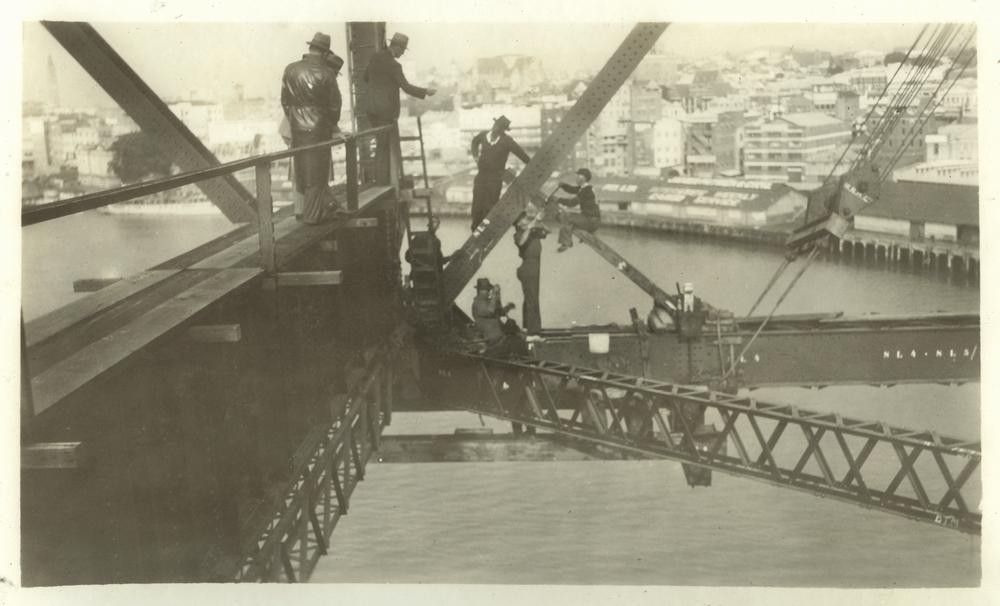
[400,117,449,332]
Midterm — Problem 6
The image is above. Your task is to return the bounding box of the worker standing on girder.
[513,210,548,334]
[364,33,437,184]
[281,32,345,224]
[470,115,532,231]
[554,168,600,252]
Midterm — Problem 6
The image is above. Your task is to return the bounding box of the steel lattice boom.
[428,352,981,535]
[234,344,396,582]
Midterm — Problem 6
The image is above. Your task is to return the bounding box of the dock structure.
[20,21,982,586]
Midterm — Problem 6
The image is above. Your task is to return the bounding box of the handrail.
[22,124,393,227]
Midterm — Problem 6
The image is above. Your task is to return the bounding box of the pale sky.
[22,22,928,109]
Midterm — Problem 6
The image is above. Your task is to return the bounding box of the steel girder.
[427,352,981,535]
[442,23,670,301]
[233,344,396,582]
[531,313,980,388]
[42,22,257,223]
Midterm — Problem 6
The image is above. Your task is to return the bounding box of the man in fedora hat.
[281,32,345,224]
[364,32,437,184]
[469,115,532,230]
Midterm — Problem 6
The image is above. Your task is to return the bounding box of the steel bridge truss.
[436,353,981,535]
[233,348,395,582]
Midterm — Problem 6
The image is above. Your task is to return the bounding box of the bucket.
[588,333,610,354]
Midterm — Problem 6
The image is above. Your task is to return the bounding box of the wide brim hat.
[307,32,332,53]
[476,278,493,290]
[493,115,512,131]
[389,32,409,49]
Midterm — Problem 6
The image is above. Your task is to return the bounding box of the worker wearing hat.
[281,32,346,223]
[364,32,437,184]
[469,115,532,230]
[553,168,600,252]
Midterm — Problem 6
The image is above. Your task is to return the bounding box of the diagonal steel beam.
[441,23,669,301]
[43,22,257,224]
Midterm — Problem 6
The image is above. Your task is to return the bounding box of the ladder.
[400,117,447,332]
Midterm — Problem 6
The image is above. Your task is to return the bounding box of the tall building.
[22,117,52,178]
[743,112,851,183]
[680,110,747,177]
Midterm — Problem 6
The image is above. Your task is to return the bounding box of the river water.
[21,212,981,586]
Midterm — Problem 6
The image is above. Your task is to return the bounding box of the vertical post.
[388,126,401,195]
[417,115,430,189]
[345,136,359,211]
[21,311,34,445]
[255,162,276,274]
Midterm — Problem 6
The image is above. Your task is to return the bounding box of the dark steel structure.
[427,352,981,535]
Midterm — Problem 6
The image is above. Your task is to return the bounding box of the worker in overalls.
[469,116,532,230]
[513,210,549,334]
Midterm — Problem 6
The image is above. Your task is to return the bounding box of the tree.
[884,51,907,65]
[107,131,173,184]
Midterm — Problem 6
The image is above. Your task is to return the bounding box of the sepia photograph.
[8,0,996,602]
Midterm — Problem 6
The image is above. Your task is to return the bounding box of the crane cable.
[817,24,930,188]
[723,246,822,380]
[878,27,976,182]
[865,24,963,170]
[731,23,963,379]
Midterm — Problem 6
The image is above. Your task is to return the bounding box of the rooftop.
[857,181,978,226]
[781,112,847,128]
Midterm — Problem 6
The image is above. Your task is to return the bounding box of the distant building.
[473,55,546,97]
[652,117,684,172]
[680,110,747,177]
[74,145,119,190]
[22,117,52,178]
[926,123,977,163]
[167,101,224,140]
[743,112,851,182]
[892,123,978,186]
[853,181,978,245]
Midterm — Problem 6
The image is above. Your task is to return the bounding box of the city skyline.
[22,22,932,110]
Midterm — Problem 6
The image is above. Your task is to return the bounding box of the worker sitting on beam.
[552,168,600,252]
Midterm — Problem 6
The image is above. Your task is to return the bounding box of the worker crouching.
[554,168,600,252]
[471,278,526,358]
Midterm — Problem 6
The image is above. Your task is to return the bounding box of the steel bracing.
[437,352,981,535]
[234,346,396,582]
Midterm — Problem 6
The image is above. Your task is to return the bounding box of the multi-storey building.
[743,112,851,183]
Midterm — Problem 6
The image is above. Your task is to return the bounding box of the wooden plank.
[277,271,343,287]
[185,324,242,343]
[191,216,299,269]
[25,269,181,348]
[72,277,121,292]
[31,268,263,415]
[344,218,379,228]
[256,163,277,273]
[196,186,394,270]
[22,442,88,469]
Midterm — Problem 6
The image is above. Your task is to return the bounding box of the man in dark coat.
[363,32,436,184]
[554,168,600,251]
[469,115,532,231]
[513,210,548,334]
[281,32,344,224]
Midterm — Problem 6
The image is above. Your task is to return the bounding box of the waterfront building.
[853,181,978,245]
[743,112,851,182]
